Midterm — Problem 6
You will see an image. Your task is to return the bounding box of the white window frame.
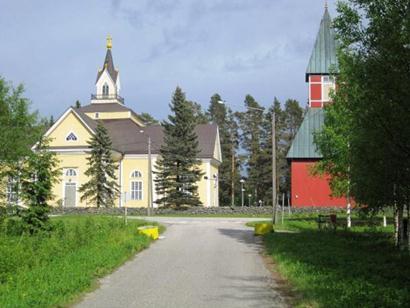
[130,170,142,178]
[65,132,78,142]
[130,181,143,200]
[130,170,143,200]
[65,168,77,177]
[6,176,18,204]
[102,83,109,96]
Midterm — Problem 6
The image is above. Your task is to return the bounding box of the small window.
[6,177,18,204]
[102,83,109,96]
[66,132,77,141]
[95,112,99,119]
[131,181,143,200]
[65,169,77,176]
[131,170,142,178]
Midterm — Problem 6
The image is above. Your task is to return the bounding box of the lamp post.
[240,179,245,207]
[139,130,153,216]
[218,100,276,223]
[248,194,252,207]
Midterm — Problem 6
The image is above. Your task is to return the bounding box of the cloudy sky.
[0,0,337,120]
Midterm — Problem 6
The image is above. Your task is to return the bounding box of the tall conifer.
[154,87,203,208]
[207,94,240,206]
[79,122,119,207]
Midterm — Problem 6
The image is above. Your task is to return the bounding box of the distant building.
[287,6,347,208]
[40,37,221,208]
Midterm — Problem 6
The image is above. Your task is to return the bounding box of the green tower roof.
[306,7,339,81]
[286,108,324,159]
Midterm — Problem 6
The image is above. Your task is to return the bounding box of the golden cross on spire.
[106,35,112,49]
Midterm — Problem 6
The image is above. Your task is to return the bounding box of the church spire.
[92,36,122,104]
[305,4,338,81]
[97,36,118,83]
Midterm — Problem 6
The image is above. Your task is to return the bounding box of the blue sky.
[0,0,337,120]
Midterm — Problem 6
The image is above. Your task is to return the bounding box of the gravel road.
[75,217,287,308]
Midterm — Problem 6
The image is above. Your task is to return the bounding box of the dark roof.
[72,108,97,131]
[96,48,119,83]
[287,108,324,159]
[101,120,218,158]
[57,110,219,159]
[306,7,339,80]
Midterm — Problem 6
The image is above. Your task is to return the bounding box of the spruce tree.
[154,87,203,208]
[236,95,265,205]
[207,93,240,206]
[20,137,59,234]
[79,122,119,207]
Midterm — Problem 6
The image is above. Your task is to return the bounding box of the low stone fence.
[50,206,349,216]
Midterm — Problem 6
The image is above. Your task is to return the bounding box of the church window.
[322,75,336,102]
[66,132,77,141]
[130,170,143,200]
[103,83,109,96]
[6,176,18,204]
[65,169,77,177]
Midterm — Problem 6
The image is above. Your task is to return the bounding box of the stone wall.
[50,206,348,216]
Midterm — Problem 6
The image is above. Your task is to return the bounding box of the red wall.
[291,159,347,208]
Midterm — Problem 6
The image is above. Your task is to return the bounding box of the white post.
[383,215,387,227]
[281,193,285,225]
[124,206,128,225]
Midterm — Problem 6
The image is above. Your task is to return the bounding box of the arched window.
[130,170,142,200]
[65,169,77,177]
[102,83,109,96]
[66,132,77,141]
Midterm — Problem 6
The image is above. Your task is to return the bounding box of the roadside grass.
[0,215,163,308]
[254,215,409,307]
[147,213,272,218]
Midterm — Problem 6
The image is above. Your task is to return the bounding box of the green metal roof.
[306,8,338,80]
[287,108,324,159]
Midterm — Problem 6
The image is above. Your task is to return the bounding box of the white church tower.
[91,35,123,104]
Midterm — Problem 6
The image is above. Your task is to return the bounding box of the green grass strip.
[0,215,162,307]
[261,216,410,307]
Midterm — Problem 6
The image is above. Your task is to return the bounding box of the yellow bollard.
[254,223,273,235]
[137,225,159,240]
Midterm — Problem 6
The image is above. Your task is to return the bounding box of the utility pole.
[240,179,245,207]
[148,136,153,216]
[272,106,277,225]
[231,132,235,207]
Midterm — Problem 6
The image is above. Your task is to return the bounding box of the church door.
[64,183,77,207]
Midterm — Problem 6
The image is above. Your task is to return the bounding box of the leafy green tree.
[207,94,241,206]
[20,137,59,234]
[154,87,203,208]
[0,78,42,163]
[79,123,119,207]
[0,77,43,208]
[315,0,410,247]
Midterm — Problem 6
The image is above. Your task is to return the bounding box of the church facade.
[43,38,221,208]
[287,6,347,208]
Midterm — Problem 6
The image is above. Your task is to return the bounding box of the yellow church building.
[42,38,221,208]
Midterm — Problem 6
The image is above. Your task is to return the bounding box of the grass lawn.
[152,213,272,218]
[0,215,163,308]
[251,215,410,307]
